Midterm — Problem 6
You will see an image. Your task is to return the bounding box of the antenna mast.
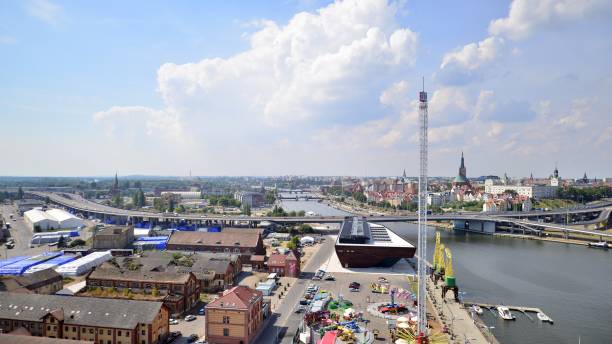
[417,77,429,339]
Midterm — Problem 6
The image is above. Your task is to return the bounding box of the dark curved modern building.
[335,217,416,268]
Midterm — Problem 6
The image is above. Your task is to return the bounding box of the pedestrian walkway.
[427,278,494,344]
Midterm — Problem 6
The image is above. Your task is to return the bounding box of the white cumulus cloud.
[489,0,612,40]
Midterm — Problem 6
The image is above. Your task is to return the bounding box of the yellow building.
[205,286,263,344]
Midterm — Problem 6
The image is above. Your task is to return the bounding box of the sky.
[2,0,612,179]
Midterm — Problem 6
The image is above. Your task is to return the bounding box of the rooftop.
[0,333,93,344]
[168,231,261,248]
[0,292,164,329]
[207,286,262,310]
[88,266,192,284]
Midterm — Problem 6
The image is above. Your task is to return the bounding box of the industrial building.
[24,208,84,231]
[0,292,169,344]
[92,226,134,249]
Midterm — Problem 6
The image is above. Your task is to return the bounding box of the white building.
[160,191,202,199]
[484,183,557,199]
[24,208,84,231]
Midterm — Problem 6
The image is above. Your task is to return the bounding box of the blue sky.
[2,0,612,178]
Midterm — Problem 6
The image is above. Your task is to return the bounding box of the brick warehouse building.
[166,231,265,263]
[85,267,200,316]
[0,292,169,344]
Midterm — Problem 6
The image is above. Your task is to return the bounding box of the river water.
[280,198,612,344]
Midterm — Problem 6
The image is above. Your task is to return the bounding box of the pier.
[463,301,553,322]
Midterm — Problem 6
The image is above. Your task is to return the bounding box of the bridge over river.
[28,191,612,240]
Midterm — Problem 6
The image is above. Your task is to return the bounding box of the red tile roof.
[207,286,262,310]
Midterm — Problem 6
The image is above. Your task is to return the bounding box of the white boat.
[471,305,484,315]
[537,312,553,323]
[497,306,516,320]
[587,242,609,249]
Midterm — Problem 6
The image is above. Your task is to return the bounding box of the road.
[254,235,336,344]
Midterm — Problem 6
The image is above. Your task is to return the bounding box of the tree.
[122,180,131,190]
[175,204,186,213]
[17,187,24,200]
[352,191,367,203]
[111,194,123,208]
[57,236,67,248]
[69,239,86,247]
[265,191,276,204]
[297,210,305,217]
[299,224,314,234]
[167,197,176,212]
[242,204,251,216]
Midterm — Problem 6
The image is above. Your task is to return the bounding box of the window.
[99,329,103,334]
[118,331,122,336]
[90,329,94,334]
[107,330,111,335]
[126,332,130,337]
[47,325,51,331]
[73,327,76,332]
[223,328,229,336]
[222,316,230,324]
[64,326,68,331]
[107,341,111,344]
[82,328,86,333]
[141,330,145,335]
[99,341,103,344]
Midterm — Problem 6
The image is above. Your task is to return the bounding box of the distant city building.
[160,191,202,200]
[233,191,264,208]
[484,183,557,199]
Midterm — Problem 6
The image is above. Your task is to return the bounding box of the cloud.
[475,90,535,122]
[93,106,185,141]
[489,0,612,40]
[25,0,63,25]
[150,0,418,130]
[428,87,473,126]
[436,37,505,85]
[595,126,612,146]
[0,35,17,44]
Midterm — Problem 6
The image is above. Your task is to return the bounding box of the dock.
[463,301,553,323]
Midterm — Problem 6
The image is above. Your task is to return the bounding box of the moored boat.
[471,305,484,315]
[587,242,609,249]
[497,306,516,320]
[537,312,553,323]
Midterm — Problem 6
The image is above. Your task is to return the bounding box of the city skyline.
[2,0,612,177]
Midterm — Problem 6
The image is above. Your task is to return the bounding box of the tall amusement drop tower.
[417,78,429,340]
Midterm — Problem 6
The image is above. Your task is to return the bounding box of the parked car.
[299,299,311,306]
[5,242,14,249]
[349,282,361,288]
[184,315,196,322]
[169,318,179,325]
[187,334,199,343]
[295,305,306,313]
[170,331,181,338]
[198,308,205,315]
[324,274,336,281]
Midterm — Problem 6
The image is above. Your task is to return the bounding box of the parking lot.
[297,270,415,343]
[168,313,205,344]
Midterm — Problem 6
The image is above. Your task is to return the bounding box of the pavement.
[427,277,491,344]
[254,235,336,344]
[0,203,95,260]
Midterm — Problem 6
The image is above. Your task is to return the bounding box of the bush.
[69,239,86,247]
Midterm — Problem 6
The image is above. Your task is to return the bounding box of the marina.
[282,199,612,344]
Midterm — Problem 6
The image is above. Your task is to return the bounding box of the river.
[280,197,612,344]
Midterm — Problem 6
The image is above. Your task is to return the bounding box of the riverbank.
[493,232,590,246]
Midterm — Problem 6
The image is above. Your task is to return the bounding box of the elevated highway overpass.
[28,191,612,240]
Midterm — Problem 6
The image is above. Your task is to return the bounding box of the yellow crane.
[444,247,455,287]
